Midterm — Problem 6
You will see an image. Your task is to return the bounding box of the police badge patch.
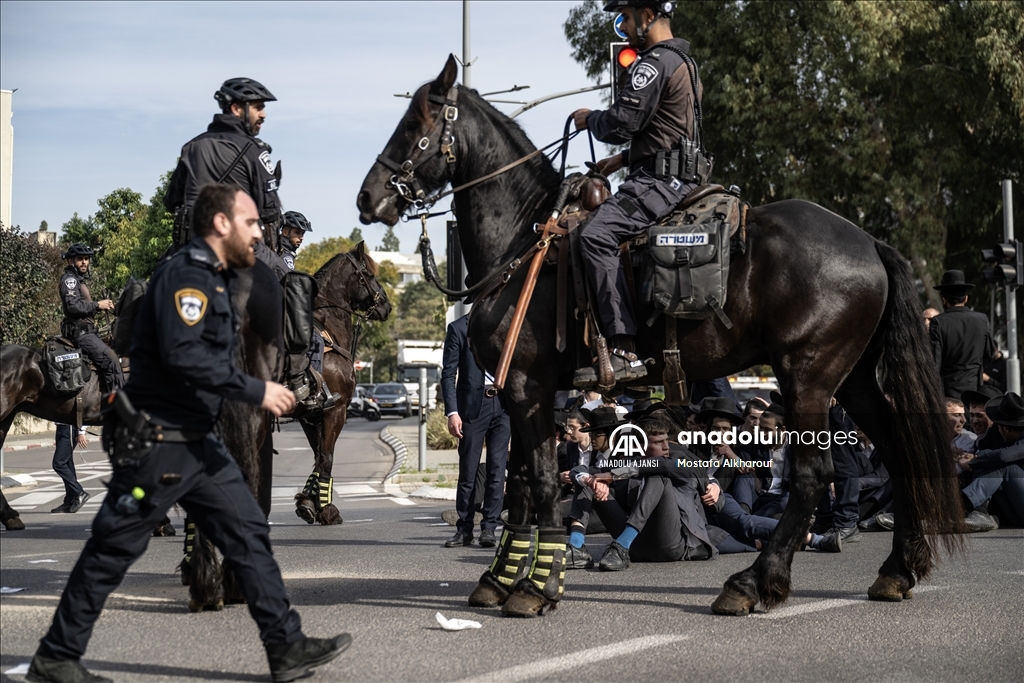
[259,151,275,174]
[64,277,78,290]
[174,288,208,326]
[631,63,659,90]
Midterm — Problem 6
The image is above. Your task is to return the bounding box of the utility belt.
[630,137,712,185]
[61,319,96,340]
[102,390,204,469]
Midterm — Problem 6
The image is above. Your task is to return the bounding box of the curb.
[1,473,39,490]
[379,426,408,484]
[3,442,47,453]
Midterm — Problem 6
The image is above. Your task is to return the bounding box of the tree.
[39,220,48,232]
[378,225,401,252]
[564,0,1024,309]
[0,227,64,345]
[391,279,447,341]
[60,213,98,248]
[293,235,357,274]
[348,227,364,244]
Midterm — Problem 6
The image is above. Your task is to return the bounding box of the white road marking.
[753,585,945,620]
[390,498,416,506]
[453,635,689,683]
[7,492,64,507]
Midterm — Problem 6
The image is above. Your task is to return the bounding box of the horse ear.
[354,240,366,255]
[431,54,459,96]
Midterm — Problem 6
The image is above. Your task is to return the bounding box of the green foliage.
[39,220,48,232]
[294,235,356,274]
[392,279,447,341]
[348,227,364,243]
[426,407,458,450]
[0,227,64,345]
[564,0,1024,309]
[378,225,401,252]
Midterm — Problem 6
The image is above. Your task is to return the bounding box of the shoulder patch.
[63,276,78,290]
[631,63,659,90]
[258,151,275,174]
[175,288,208,326]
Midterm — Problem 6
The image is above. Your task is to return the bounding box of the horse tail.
[874,242,965,572]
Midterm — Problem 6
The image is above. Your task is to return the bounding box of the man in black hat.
[957,393,1024,530]
[929,270,995,399]
[962,385,1006,453]
[564,407,623,568]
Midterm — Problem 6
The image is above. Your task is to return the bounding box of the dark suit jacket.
[929,306,994,399]
[440,315,485,421]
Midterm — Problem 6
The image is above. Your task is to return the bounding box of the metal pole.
[1002,180,1020,395]
[418,367,428,471]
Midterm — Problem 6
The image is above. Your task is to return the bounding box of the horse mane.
[313,246,379,287]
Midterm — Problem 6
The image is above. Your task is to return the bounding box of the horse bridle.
[375,86,461,209]
[314,252,386,320]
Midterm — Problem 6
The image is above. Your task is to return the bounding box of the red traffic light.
[617,47,638,69]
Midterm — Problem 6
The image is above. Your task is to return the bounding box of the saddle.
[543,174,749,401]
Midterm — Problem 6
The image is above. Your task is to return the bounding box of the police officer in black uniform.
[571,0,708,388]
[279,210,310,272]
[27,185,351,683]
[58,244,124,391]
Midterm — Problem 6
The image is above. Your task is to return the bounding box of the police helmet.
[214,78,277,110]
[603,0,675,15]
[282,211,312,233]
[62,243,94,259]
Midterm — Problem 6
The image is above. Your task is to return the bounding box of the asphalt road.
[2,416,1022,683]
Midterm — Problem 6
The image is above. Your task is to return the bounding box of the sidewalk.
[381,423,459,501]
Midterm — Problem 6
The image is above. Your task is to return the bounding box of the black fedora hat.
[984,393,1024,428]
[698,396,743,426]
[579,407,623,434]
[933,270,975,292]
[625,400,666,421]
[961,385,1003,409]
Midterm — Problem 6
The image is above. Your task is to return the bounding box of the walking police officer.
[570,0,709,388]
[58,244,124,391]
[28,185,351,683]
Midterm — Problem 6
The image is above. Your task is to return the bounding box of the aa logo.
[609,423,648,458]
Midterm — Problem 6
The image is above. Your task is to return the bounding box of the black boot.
[573,335,647,388]
[468,524,536,607]
[266,634,352,683]
[27,650,112,683]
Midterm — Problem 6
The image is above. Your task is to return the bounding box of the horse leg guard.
[294,471,319,524]
[178,519,196,586]
[469,524,536,608]
[502,527,566,618]
[315,475,342,525]
[868,574,914,602]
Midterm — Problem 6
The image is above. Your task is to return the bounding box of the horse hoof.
[501,582,553,618]
[711,586,757,616]
[317,504,343,526]
[295,501,316,525]
[188,598,224,612]
[868,574,912,602]
[468,573,509,608]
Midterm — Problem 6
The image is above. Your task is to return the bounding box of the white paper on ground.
[1,587,27,593]
[4,663,30,675]
[435,612,482,631]
[28,559,58,564]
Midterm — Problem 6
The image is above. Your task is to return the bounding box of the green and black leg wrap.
[501,527,566,618]
[179,518,196,586]
[295,471,320,524]
[468,524,536,608]
[317,475,333,509]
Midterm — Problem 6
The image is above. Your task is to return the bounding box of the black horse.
[357,56,964,617]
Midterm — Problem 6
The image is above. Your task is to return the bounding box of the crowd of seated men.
[552,381,1022,571]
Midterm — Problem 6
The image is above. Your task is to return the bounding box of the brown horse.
[357,56,964,617]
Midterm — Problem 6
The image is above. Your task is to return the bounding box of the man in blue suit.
[441,314,510,548]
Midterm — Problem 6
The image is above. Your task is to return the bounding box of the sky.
[0,1,612,253]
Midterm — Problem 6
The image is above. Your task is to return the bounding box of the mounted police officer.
[28,184,351,683]
[278,210,336,412]
[571,0,709,388]
[164,79,333,415]
[58,243,124,391]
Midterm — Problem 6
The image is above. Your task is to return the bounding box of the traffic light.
[609,42,637,103]
[981,240,1023,287]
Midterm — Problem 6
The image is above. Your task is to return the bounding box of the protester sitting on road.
[956,392,1024,532]
[558,411,606,535]
[741,397,769,432]
[853,428,894,532]
[947,398,978,455]
[962,385,1005,452]
[564,407,621,569]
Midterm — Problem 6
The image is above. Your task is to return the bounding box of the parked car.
[370,383,412,418]
[348,386,381,421]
